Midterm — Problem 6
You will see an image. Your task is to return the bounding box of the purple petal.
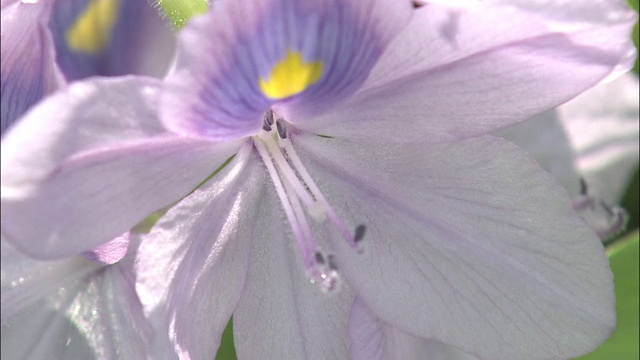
[49,0,175,81]
[1,1,63,133]
[1,76,244,259]
[296,134,615,359]
[161,0,411,140]
[135,145,260,359]
[293,1,637,143]
[233,175,354,359]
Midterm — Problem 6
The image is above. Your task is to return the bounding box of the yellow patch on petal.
[259,50,323,100]
[65,0,119,54]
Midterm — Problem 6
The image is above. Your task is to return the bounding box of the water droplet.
[309,263,340,293]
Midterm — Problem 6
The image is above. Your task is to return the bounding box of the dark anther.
[276,121,287,139]
[263,123,272,132]
[354,224,366,243]
[264,109,274,126]
[411,1,426,8]
[579,177,588,196]
[327,254,338,270]
[315,251,325,264]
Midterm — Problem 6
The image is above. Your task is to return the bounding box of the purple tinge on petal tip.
[82,231,130,265]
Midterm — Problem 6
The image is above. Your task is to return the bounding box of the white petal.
[561,73,639,203]
[499,73,639,203]
[1,243,151,358]
[233,178,354,360]
[349,297,479,360]
[135,145,263,359]
[296,134,615,360]
[1,76,243,258]
[0,237,99,324]
[496,110,581,195]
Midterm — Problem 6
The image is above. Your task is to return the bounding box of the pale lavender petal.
[1,240,151,358]
[233,176,354,360]
[349,296,426,360]
[1,1,63,133]
[1,237,99,325]
[1,76,244,259]
[420,340,482,360]
[135,144,261,359]
[499,73,639,203]
[161,0,411,140]
[296,134,615,359]
[349,297,478,360]
[82,232,130,265]
[0,0,18,9]
[294,1,637,143]
[496,110,581,195]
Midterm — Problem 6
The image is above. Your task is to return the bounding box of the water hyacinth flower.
[0,0,174,132]
[1,1,637,359]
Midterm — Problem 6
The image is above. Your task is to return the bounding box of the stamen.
[262,135,316,208]
[354,224,366,243]
[263,109,275,131]
[276,120,287,139]
[255,110,358,292]
[309,250,340,293]
[282,171,319,261]
[281,139,363,252]
[254,139,314,267]
[264,109,275,126]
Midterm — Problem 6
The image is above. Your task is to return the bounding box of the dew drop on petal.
[309,259,340,293]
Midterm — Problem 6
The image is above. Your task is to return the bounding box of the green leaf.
[576,231,639,359]
[153,0,209,30]
[215,318,237,360]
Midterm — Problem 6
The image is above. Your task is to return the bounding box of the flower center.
[258,50,324,100]
[253,109,364,292]
[65,0,119,54]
